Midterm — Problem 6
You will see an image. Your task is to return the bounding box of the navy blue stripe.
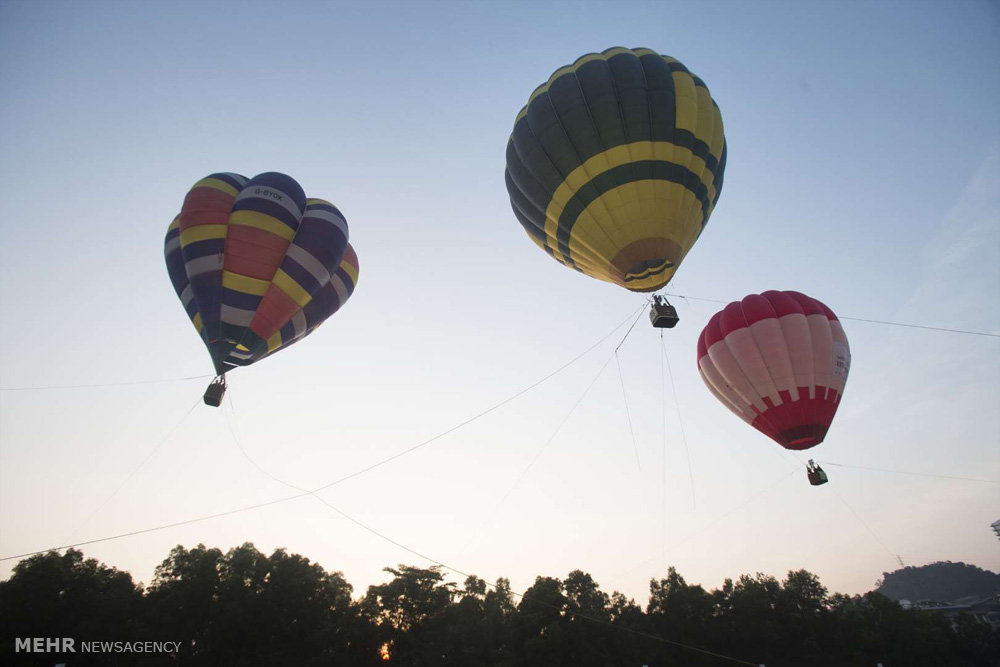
[281,257,322,295]
[222,287,262,311]
[206,172,248,191]
[182,238,224,259]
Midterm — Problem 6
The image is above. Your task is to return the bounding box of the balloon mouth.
[612,238,683,292]
[622,258,674,292]
[624,258,672,281]
[777,425,829,450]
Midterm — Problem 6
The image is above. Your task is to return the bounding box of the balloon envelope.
[505,47,727,292]
[697,291,850,450]
[164,172,358,374]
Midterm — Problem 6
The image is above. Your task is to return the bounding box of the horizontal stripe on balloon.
[222,270,269,296]
[180,224,227,246]
[228,210,297,242]
[272,269,312,307]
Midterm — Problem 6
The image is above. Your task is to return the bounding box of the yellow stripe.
[266,331,282,353]
[192,177,240,198]
[339,259,360,285]
[179,224,227,247]
[541,141,716,264]
[168,216,180,232]
[222,270,270,296]
[236,343,250,352]
[229,210,296,242]
[192,312,203,333]
[672,71,698,133]
[564,180,703,291]
[273,269,312,307]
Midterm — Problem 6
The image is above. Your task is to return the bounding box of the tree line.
[2,543,997,666]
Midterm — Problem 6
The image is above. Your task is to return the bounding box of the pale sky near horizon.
[1,0,998,605]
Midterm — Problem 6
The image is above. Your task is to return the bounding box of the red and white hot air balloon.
[696,291,850,455]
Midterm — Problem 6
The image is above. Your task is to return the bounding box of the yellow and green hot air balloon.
[505,47,726,293]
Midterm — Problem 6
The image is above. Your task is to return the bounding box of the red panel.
[250,286,299,340]
[761,290,805,318]
[741,293,777,325]
[817,300,838,321]
[719,301,750,337]
[180,187,235,229]
[342,244,358,272]
[223,226,290,280]
[702,311,726,350]
[749,389,842,450]
[787,291,824,317]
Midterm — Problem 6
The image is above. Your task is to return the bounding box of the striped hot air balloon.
[697,291,851,451]
[505,47,726,293]
[164,172,358,404]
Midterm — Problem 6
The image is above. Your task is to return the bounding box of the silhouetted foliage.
[877,561,1000,602]
[3,545,998,666]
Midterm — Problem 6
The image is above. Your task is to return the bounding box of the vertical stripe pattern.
[505,47,726,292]
[696,291,851,450]
[164,172,357,374]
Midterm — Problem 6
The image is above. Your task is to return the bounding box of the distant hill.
[876,562,1000,603]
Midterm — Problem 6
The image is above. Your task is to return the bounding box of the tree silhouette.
[3,548,997,666]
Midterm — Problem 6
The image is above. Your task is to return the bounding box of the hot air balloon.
[164,172,359,406]
[696,291,850,484]
[504,46,727,328]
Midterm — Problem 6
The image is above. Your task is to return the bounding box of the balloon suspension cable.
[613,305,646,471]
[663,292,1000,338]
[0,304,649,566]
[615,350,641,472]
[661,330,696,510]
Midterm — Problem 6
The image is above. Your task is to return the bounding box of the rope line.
[829,485,900,564]
[311,304,646,493]
[305,489,760,665]
[664,293,999,338]
[1,306,644,563]
[90,372,761,666]
[458,350,618,559]
[615,351,642,471]
[221,417,763,667]
[0,375,213,392]
[60,397,202,547]
[615,466,800,579]
[661,331,696,510]
[819,461,1000,484]
[660,331,668,569]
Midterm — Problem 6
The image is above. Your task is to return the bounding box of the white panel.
[807,314,834,396]
[220,304,255,327]
[292,310,307,337]
[778,312,815,397]
[699,359,755,424]
[706,339,768,413]
[185,254,223,277]
[749,318,798,399]
[285,244,332,285]
[233,185,303,221]
[722,328,782,407]
[829,320,851,395]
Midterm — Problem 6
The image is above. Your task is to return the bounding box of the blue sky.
[1,0,998,602]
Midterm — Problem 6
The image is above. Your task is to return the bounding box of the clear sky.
[1,0,998,604]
